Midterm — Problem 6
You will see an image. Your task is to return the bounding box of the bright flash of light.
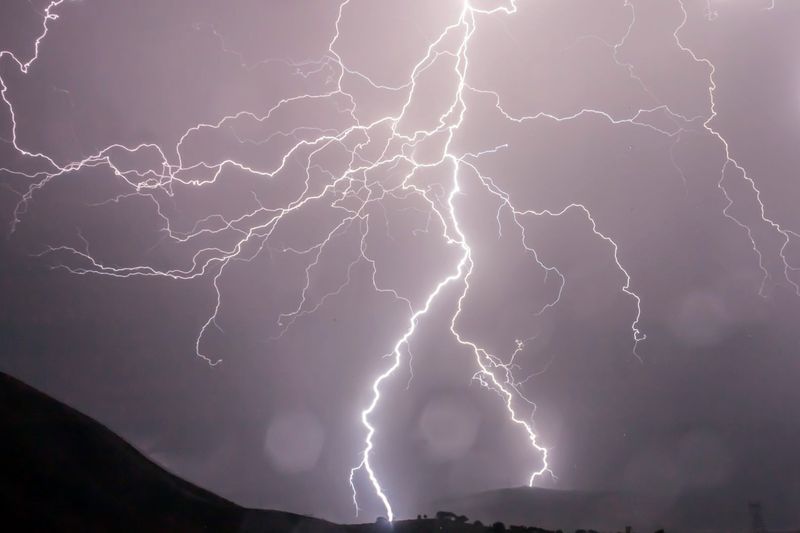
[1,0,797,522]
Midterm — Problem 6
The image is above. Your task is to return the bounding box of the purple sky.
[2,0,800,525]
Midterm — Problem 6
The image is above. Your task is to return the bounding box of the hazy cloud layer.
[1,0,799,525]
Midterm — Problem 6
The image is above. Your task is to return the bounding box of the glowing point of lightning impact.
[2,0,797,523]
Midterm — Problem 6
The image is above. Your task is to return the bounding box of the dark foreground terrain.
[1,371,794,533]
[0,371,559,532]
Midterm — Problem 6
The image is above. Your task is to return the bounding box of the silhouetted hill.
[0,371,243,531]
[0,372,352,532]
[0,371,551,533]
[18,369,785,533]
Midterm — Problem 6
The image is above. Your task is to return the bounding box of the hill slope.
[0,372,339,532]
[0,371,551,533]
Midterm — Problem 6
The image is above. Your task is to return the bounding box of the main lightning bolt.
[1,0,795,523]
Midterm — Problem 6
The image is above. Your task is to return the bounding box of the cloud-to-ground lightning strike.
[1,0,796,522]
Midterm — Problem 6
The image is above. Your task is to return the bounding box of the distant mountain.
[425,485,799,533]
[427,487,644,532]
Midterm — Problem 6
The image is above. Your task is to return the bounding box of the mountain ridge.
[0,371,340,531]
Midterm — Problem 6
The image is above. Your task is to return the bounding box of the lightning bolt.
[673,0,800,297]
[1,0,795,523]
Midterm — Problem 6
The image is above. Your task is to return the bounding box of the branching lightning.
[1,0,796,522]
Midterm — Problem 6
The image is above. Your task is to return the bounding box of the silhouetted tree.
[492,521,506,532]
[437,511,457,521]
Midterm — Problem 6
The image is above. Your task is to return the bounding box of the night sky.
[2,0,800,525]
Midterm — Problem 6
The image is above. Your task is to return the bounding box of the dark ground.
[1,370,792,533]
[0,370,555,532]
